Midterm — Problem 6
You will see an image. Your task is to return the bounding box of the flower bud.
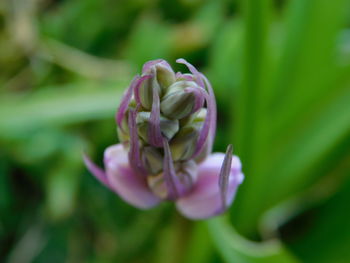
[180,108,207,127]
[154,64,176,91]
[170,123,201,161]
[141,146,163,174]
[137,72,161,110]
[136,112,179,143]
[142,60,176,92]
[160,81,203,119]
[116,110,130,144]
[138,62,176,110]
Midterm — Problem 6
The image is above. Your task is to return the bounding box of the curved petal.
[128,109,147,175]
[176,58,205,88]
[175,72,194,81]
[116,75,139,130]
[176,59,217,159]
[134,74,153,106]
[200,74,217,153]
[176,153,244,219]
[142,59,173,74]
[184,86,206,114]
[83,153,111,189]
[104,144,161,209]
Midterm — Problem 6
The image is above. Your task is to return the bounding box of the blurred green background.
[1,0,350,262]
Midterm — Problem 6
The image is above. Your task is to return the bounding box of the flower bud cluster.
[84,59,244,219]
[116,59,213,199]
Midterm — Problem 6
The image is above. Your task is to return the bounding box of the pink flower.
[84,59,243,219]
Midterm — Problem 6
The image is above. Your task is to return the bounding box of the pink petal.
[176,153,244,219]
[184,86,206,114]
[104,144,161,209]
[142,59,173,74]
[199,74,217,154]
[128,109,147,175]
[83,153,111,189]
[116,75,139,130]
[175,72,194,81]
[176,58,205,88]
[134,74,153,105]
[176,59,217,158]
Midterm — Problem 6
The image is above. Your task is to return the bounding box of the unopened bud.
[180,108,207,127]
[137,71,160,110]
[116,110,130,144]
[170,122,202,161]
[160,81,201,119]
[155,64,176,91]
[143,60,176,92]
[141,146,163,174]
[136,112,179,143]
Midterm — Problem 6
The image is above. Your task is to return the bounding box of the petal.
[116,75,139,130]
[175,72,194,81]
[176,59,217,158]
[142,59,173,74]
[192,73,217,158]
[176,58,205,88]
[184,86,206,114]
[148,81,163,147]
[176,153,243,219]
[128,108,147,175]
[200,74,217,153]
[134,74,153,106]
[142,59,165,73]
[116,75,153,131]
[83,153,111,189]
[104,144,161,209]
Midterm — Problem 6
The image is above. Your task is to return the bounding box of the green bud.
[136,112,179,143]
[170,122,202,161]
[180,108,207,127]
[155,64,176,92]
[141,146,163,174]
[116,109,130,143]
[139,69,161,110]
[160,81,199,119]
[193,108,207,122]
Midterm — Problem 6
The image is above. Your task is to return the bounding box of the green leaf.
[232,0,350,237]
[0,82,126,139]
[288,177,350,263]
[207,217,299,263]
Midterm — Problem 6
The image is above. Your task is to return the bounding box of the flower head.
[84,59,244,219]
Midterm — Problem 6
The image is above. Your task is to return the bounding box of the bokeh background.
[1,0,350,262]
